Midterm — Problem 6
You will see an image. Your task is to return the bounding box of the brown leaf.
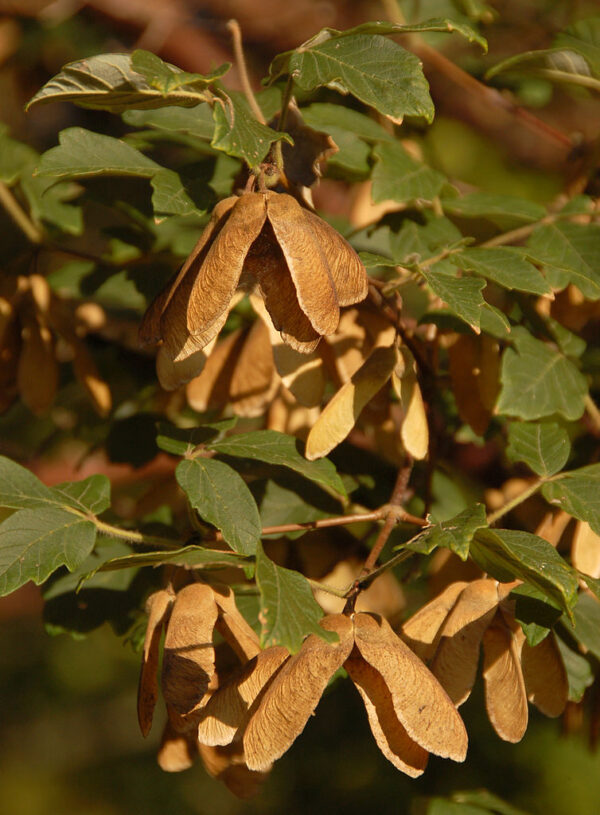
[278,102,338,187]
[162,583,219,722]
[243,614,354,771]
[345,652,429,776]
[198,742,270,799]
[139,196,237,346]
[213,585,262,662]
[198,646,290,747]
[352,612,467,761]
[303,210,368,307]
[430,579,500,705]
[138,589,174,737]
[305,344,398,460]
[157,721,197,772]
[482,619,528,742]
[266,192,340,336]
[401,580,470,661]
[520,632,568,717]
[447,334,500,436]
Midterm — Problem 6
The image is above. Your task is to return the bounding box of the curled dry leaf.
[482,618,528,743]
[243,615,355,771]
[305,344,398,460]
[161,582,219,725]
[140,190,368,389]
[137,589,174,737]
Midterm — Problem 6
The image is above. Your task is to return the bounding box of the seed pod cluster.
[402,578,569,742]
[139,190,369,390]
[0,274,111,416]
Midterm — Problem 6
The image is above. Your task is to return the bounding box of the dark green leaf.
[156,418,237,456]
[212,92,292,168]
[392,216,463,263]
[130,49,229,93]
[36,128,160,180]
[421,267,486,331]
[123,104,215,140]
[333,19,487,51]
[301,103,395,143]
[511,584,562,646]
[450,789,532,815]
[255,542,337,652]
[582,573,600,600]
[97,544,251,572]
[269,34,434,124]
[562,592,600,661]
[20,169,83,235]
[527,222,600,299]
[471,528,578,617]
[542,464,600,535]
[50,475,111,515]
[44,538,136,596]
[150,168,211,217]
[259,477,339,535]
[555,635,594,702]
[405,504,487,560]
[176,458,261,555]
[452,247,551,295]
[0,507,97,595]
[497,327,588,421]
[441,192,545,226]
[506,421,571,476]
[0,126,38,183]
[26,53,221,113]
[0,455,61,510]
[372,142,446,203]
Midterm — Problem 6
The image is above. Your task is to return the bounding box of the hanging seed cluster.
[139,190,368,390]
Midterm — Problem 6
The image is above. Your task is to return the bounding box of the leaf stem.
[93,518,182,549]
[0,180,43,244]
[277,74,295,133]
[226,19,266,125]
[486,478,547,526]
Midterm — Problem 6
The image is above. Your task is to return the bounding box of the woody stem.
[226,19,266,125]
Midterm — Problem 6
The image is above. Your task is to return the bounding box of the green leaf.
[301,103,395,144]
[97,544,250,572]
[20,168,83,235]
[123,104,215,140]
[527,222,600,299]
[130,49,229,93]
[269,34,434,124]
[441,192,546,226]
[511,584,562,646]
[0,455,61,510]
[470,528,579,617]
[212,93,292,168]
[582,573,600,600]
[371,142,446,203]
[0,507,97,596]
[26,53,222,113]
[405,504,487,560]
[208,430,347,496]
[506,421,571,476]
[0,126,38,184]
[36,128,160,179]
[392,216,463,263]
[555,635,594,703]
[555,17,600,76]
[497,327,588,421]
[562,591,600,661]
[259,477,339,535]
[334,19,487,51]
[542,463,600,534]
[150,168,211,217]
[176,458,261,555]
[450,790,532,815]
[255,542,337,652]
[50,475,111,515]
[452,248,551,295]
[156,419,237,456]
[421,267,486,331]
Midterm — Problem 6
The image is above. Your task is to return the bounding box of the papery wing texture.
[198,646,290,748]
[243,614,354,771]
[303,209,368,307]
[157,721,198,772]
[353,612,467,761]
[402,581,469,662]
[213,585,262,662]
[198,742,270,799]
[137,589,174,737]
[162,583,219,718]
[482,620,528,743]
[430,579,500,705]
[345,652,429,776]
[265,192,339,336]
[520,633,568,717]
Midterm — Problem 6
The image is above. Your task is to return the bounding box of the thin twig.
[0,181,43,244]
[486,478,547,526]
[226,19,266,124]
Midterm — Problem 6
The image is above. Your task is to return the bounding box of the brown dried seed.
[162,583,219,721]
[430,579,501,705]
[401,581,470,662]
[345,652,429,777]
[71,339,112,417]
[198,646,290,747]
[572,521,600,578]
[198,742,270,799]
[305,344,398,460]
[137,589,174,737]
[157,721,198,772]
[17,306,58,415]
[520,632,568,717]
[392,346,428,460]
[353,612,467,761]
[212,585,261,663]
[265,191,339,336]
[243,615,354,771]
[482,618,528,743]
